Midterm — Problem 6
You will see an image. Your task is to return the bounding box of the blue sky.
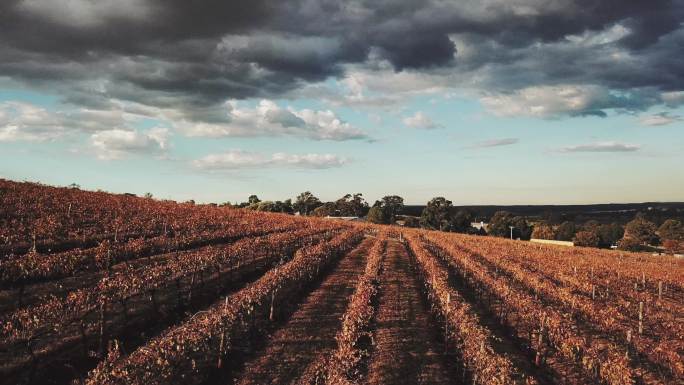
[1,1,683,205]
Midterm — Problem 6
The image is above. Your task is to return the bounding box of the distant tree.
[366,205,386,224]
[617,237,646,252]
[252,201,274,211]
[367,195,405,224]
[420,197,454,231]
[281,199,294,214]
[379,195,405,223]
[452,209,475,233]
[68,183,80,189]
[663,239,683,254]
[488,211,515,238]
[143,192,154,199]
[623,215,659,246]
[658,219,684,242]
[597,223,623,247]
[402,216,420,228]
[293,191,322,215]
[583,220,600,232]
[512,216,532,240]
[531,222,555,240]
[248,195,261,205]
[574,230,600,247]
[251,199,294,213]
[335,193,369,216]
[555,221,576,241]
[312,202,338,217]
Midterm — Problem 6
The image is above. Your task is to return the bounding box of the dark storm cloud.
[0,0,683,121]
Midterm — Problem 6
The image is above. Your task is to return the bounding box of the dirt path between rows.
[232,237,373,385]
[366,240,453,385]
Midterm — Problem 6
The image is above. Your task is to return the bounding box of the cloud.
[177,99,368,141]
[471,138,519,148]
[0,101,136,141]
[90,128,169,160]
[0,0,682,122]
[559,141,640,153]
[0,101,67,141]
[639,112,682,126]
[479,85,659,118]
[17,0,152,28]
[192,150,347,171]
[661,91,684,107]
[402,111,440,129]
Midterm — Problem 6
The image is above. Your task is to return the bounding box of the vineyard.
[0,180,682,385]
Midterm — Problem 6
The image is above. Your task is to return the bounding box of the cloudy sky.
[1,0,683,204]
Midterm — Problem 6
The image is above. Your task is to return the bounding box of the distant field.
[1,180,682,385]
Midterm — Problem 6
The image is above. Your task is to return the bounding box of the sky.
[0,0,683,205]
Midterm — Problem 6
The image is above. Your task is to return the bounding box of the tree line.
[224,193,684,253]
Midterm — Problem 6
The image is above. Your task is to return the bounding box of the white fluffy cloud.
[480,85,616,118]
[178,100,368,141]
[639,113,682,126]
[402,111,440,129]
[0,102,66,141]
[661,91,684,107]
[90,128,169,160]
[193,150,347,171]
[559,141,640,153]
[0,101,141,142]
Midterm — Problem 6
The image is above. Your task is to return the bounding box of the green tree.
[512,216,532,240]
[452,209,475,233]
[583,220,600,232]
[366,205,386,224]
[555,221,576,241]
[312,202,338,217]
[487,211,515,238]
[658,219,684,241]
[597,223,623,247]
[335,193,369,216]
[252,200,294,213]
[252,201,275,211]
[379,195,404,223]
[574,230,600,247]
[617,237,645,252]
[624,215,659,245]
[248,195,261,205]
[531,222,555,240]
[420,197,454,231]
[367,195,405,224]
[293,191,322,215]
[280,199,294,214]
[401,216,420,228]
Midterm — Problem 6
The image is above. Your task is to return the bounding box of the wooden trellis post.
[98,301,107,356]
[269,288,278,321]
[658,281,663,300]
[217,297,229,368]
[638,302,644,335]
[445,293,450,353]
[641,272,646,289]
